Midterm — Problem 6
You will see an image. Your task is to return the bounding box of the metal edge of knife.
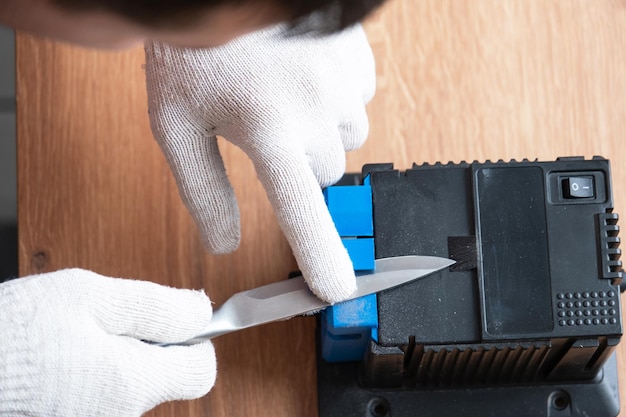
[157,255,455,346]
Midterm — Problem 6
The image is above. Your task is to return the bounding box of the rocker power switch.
[563,176,594,199]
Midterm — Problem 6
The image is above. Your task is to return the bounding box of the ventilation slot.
[403,342,550,387]
[598,212,623,284]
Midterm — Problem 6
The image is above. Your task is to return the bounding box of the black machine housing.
[317,157,624,417]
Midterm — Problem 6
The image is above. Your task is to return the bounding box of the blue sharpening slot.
[324,185,373,237]
[342,238,375,271]
[322,181,378,362]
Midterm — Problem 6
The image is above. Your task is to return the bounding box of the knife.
[160,255,454,346]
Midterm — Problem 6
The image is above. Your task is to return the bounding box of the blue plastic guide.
[322,175,379,362]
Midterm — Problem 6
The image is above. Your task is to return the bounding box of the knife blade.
[161,255,454,346]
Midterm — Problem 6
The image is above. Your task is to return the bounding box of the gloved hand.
[0,269,216,417]
[144,23,376,303]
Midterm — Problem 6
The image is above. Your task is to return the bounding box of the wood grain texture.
[16,0,626,416]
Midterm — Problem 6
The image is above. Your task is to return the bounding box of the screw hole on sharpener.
[550,391,570,410]
[368,398,390,417]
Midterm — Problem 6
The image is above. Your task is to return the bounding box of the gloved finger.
[250,143,357,303]
[83,272,213,343]
[152,126,241,254]
[338,103,370,152]
[145,42,239,253]
[306,130,347,188]
[336,24,376,104]
[119,338,216,410]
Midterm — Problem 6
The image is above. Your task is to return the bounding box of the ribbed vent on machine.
[598,212,622,282]
[404,343,550,387]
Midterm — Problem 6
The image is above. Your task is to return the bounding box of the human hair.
[51,0,387,32]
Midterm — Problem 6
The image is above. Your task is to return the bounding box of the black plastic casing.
[318,157,623,417]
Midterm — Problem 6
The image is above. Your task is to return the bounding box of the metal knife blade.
[162,255,454,346]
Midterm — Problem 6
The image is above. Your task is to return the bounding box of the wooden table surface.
[16,0,626,415]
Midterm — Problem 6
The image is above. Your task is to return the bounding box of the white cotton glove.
[144,23,376,303]
[0,269,216,417]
